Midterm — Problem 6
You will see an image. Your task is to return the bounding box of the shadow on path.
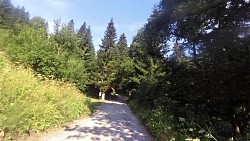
[45,95,151,141]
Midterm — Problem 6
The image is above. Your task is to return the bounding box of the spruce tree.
[117,33,128,60]
[0,0,29,30]
[53,18,61,35]
[77,22,97,85]
[99,18,117,52]
[67,19,75,34]
[97,18,118,96]
[0,0,14,28]
[170,42,185,63]
[77,22,94,54]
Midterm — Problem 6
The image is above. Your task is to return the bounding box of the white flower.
[170,137,175,141]
[3,68,9,73]
[205,133,213,138]
[178,117,186,122]
[185,138,200,141]
[198,130,205,133]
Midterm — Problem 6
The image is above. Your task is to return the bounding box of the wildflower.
[178,117,186,122]
[198,130,205,133]
[3,68,9,73]
[170,137,175,141]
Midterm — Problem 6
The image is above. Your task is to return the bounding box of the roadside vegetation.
[0,0,249,140]
[0,52,99,139]
[128,0,250,140]
[0,1,101,140]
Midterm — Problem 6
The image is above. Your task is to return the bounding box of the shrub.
[128,99,185,141]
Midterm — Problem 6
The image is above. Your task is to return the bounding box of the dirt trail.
[42,95,152,141]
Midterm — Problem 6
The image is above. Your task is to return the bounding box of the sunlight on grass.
[0,52,100,139]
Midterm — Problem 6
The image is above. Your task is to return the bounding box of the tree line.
[128,0,250,140]
[0,0,249,140]
[0,0,130,97]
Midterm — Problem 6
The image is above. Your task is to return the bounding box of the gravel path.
[43,96,152,141]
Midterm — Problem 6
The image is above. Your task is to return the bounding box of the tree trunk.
[101,92,105,100]
[231,114,241,140]
[193,41,197,64]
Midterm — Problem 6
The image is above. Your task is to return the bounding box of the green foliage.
[99,18,117,52]
[6,26,60,77]
[113,57,137,95]
[0,0,29,32]
[76,22,97,86]
[0,53,95,139]
[116,33,129,61]
[129,0,250,140]
[29,16,48,34]
[3,18,95,91]
[0,29,13,51]
[129,99,186,141]
[60,56,88,90]
[96,18,118,95]
[1,0,249,140]
[50,19,95,91]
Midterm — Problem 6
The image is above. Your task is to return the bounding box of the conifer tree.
[170,42,185,62]
[29,16,48,35]
[53,18,61,35]
[15,6,29,25]
[0,0,29,30]
[58,19,77,51]
[0,0,14,28]
[77,22,95,55]
[77,22,97,85]
[67,19,75,34]
[117,33,128,60]
[149,4,159,20]
[128,0,250,139]
[97,18,118,96]
[99,18,117,52]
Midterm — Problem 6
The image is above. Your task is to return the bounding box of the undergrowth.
[128,99,186,141]
[0,52,99,140]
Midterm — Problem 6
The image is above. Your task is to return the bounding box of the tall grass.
[128,99,187,141]
[0,52,95,139]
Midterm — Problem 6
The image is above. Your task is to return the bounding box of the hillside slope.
[0,52,96,140]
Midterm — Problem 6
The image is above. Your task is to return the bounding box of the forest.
[0,0,249,140]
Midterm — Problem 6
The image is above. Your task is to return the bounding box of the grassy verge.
[0,52,100,140]
[128,99,187,141]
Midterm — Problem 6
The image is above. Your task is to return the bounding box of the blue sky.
[12,0,160,50]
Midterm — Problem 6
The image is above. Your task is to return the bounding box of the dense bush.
[4,24,89,91]
[129,99,188,141]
